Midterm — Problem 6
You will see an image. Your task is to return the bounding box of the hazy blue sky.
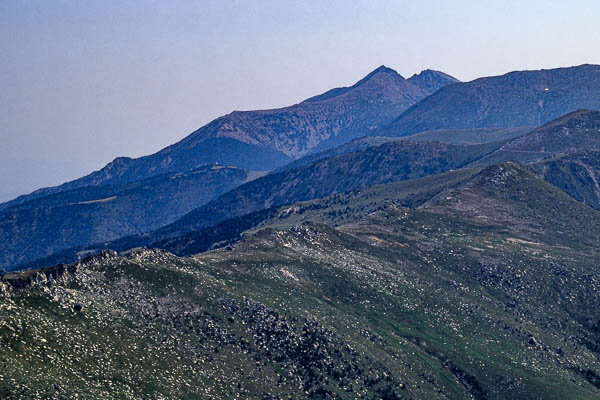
[1,0,599,200]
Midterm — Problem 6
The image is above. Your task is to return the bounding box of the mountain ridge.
[1,65,458,211]
[7,109,600,272]
[0,165,253,269]
[380,64,600,136]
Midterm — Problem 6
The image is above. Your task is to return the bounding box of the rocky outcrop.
[0,250,118,291]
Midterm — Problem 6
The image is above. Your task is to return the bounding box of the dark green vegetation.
[2,163,600,399]
[0,166,254,270]
[381,64,600,137]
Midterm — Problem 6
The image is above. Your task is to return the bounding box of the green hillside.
[2,163,600,399]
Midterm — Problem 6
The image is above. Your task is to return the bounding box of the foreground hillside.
[2,163,600,399]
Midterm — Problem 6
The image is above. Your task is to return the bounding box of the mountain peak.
[371,65,397,74]
[410,69,458,80]
[473,161,528,185]
[352,65,404,87]
[407,69,460,95]
[301,65,405,104]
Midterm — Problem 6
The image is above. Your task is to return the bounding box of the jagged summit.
[407,69,460,94]
[410,68,458,79]
[149,65,437,162]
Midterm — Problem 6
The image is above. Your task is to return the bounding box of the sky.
[1,0,599,201]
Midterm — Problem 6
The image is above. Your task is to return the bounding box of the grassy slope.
[2,164,600,399]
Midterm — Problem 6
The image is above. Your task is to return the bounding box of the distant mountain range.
[1,66,457,212]
[6,63,599,213]
[0,165,254,269]
[14,109,600,272]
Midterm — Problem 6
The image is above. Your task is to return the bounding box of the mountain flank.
[0,166,251,269]
[380,64,600,136]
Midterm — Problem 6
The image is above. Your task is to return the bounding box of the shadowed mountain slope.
[273,126,531,173]
[16,168,484,270]
[8,141,496,271]
[147,140,497,241]
[473,109,600,165]
[531,150,600,210]
[0,166,252,269]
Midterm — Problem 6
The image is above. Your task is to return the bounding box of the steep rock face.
[383,64,600,136]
